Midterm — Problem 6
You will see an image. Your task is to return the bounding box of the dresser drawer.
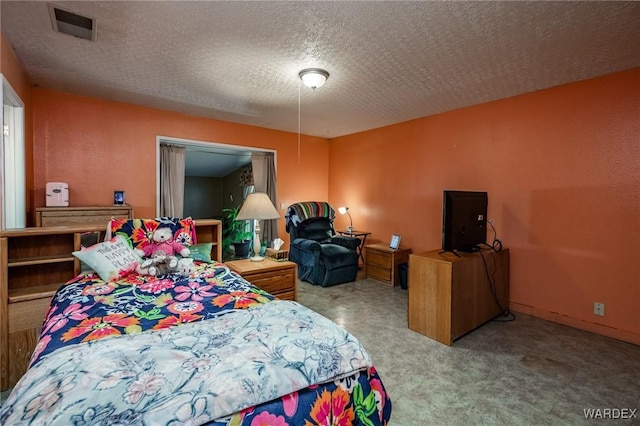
[40,213,122,227]
[36,205,134,227]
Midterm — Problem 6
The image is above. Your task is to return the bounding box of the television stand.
[438,249,461,257]
[408,248,509,345]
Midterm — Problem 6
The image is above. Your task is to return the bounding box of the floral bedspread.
[1,262,392,425]
[29,262,271,366]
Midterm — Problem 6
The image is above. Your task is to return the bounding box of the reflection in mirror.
[2,74,26,229]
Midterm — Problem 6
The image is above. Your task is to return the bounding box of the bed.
[0,217,392,425]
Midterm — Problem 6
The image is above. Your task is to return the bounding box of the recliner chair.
[285,202,361,287]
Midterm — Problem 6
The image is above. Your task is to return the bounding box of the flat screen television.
[442,190,488,252]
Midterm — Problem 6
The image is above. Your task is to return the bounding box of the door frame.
[1,74,26,229]
[155,136,276,216]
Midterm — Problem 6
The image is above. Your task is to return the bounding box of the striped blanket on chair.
[285,201,335,231]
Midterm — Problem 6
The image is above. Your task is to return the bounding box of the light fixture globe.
[299,68,329,89]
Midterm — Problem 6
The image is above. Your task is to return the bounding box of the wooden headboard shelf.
[0,218,222,390]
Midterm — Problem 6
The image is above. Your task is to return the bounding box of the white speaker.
[45,182,69,207]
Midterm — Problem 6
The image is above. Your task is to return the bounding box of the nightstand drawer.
[271,290,296,301]
[245,269,295,295]
[366,265,391,283]
[366,250,392,268]
[364,243,411,287]
[225,259,298,301]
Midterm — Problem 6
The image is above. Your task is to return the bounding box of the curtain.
[251,152,278,246]
[160,144,186,217]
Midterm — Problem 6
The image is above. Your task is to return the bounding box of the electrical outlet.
[593,302,605,317]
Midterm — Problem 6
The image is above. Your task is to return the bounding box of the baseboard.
[510,302,640,346]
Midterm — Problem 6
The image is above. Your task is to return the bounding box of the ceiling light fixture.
[299,68,329,90]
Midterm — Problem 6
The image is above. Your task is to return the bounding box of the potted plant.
[222,205,253,260]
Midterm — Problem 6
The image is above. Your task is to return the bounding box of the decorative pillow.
[189,242,213,263]
[108,217,198,254]
[73,235,142,282]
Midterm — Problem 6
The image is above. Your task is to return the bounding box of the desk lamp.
[338,206,353,233]
[236,193,280,261]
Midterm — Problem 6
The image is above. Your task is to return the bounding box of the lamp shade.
[299,68,329,89]
[236,193,280,220]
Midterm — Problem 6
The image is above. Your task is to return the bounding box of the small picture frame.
[390,234,401,250]
[114,191,125,205]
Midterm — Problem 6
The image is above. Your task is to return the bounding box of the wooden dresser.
[36,205,134,227]
[408,248,509,345]
[225,259,297,301]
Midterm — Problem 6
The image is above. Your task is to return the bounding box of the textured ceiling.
[1,1,640,140]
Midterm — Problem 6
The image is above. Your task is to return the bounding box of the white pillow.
[73,235,142,282]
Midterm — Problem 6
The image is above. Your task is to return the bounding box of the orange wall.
[1,33,34,219]
[6,29,640,343]
[329,68,640,344]
[32,88,330,243]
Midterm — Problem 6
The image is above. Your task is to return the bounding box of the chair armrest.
[292,238,322,252]
[330,235,361,251]
[291,238,322,267]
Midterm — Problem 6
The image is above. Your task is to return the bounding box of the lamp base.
[249,255,265,262]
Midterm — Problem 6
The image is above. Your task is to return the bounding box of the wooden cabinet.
[408,248,509,345]
[36,205,134,227]
[226,259,297,301]
[1,224,107,390]
[364,243,411,287]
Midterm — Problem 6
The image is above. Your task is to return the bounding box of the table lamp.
[236,192,280,261]
[338,206,353,232]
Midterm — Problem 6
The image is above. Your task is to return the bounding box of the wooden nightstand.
[225,259,297,301]
[364,243,411,287]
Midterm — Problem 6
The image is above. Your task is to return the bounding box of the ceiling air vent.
[48,4,96,41]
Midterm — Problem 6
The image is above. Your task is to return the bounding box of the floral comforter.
[0,262,392,425]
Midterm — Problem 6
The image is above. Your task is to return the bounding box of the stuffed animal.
[137,251,178,277]
[136,226,191,260]
[175,257,196,276]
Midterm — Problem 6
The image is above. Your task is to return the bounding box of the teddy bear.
[137,251,178,277]
[135,226,191,276]
[175,257,196,276]
[136,226,191,259]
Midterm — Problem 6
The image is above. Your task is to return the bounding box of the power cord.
[479,219,514,321]
[478,249,514,321]
[486,219,503,252]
